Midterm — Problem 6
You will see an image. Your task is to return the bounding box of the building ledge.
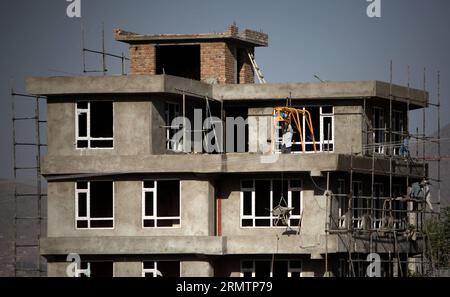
[26,75,427,108]
[40,234,422,256]
[41,153,425,180]
[113,27,269,47]
[26,74,212,98]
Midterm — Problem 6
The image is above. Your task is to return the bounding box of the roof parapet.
[113,23,268,47]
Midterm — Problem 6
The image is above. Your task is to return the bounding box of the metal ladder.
[11,88,47,276]
[247,50,266,84]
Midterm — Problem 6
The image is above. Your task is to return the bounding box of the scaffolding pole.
[437,71,441,218]
[81,22,129,75]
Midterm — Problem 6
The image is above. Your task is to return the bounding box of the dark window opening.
[291,191,301,216]
[77,140,88,148]
[243,191,252,216]
[156,45,200,80]
[143,180,180,228]
[78,113,87,137]
[255,261,271,277]
[90,181,113,218]
[272,180,288,209]
[78,193,87,217]
[273,261,288,277]
[157,180,180,217]
[90,101,113,138]
[76,181,113,229]
[255,180,270,218]
[144,192,154,216]
[80,261,113,277]
[76,101,113,148]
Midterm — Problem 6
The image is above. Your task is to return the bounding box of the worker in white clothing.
[281,120,293,154]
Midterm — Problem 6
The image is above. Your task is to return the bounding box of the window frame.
[75,181,115,230]
[142,180,182,229]
[75,101,114,149]
[240,179,303,228]
[165,101,182,152]
[240,259,302,277]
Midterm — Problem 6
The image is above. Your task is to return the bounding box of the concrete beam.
[41,236,224,256]
[213,81,427,108]
[113,28,268,47]
[26,74,212,98]
[41,234,421,256]
[26,75,427,108]
[41,153,425,179]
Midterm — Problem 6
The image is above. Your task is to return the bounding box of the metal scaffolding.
[11,87,47,276]
[326,62,443,277]
[82,22,129,75]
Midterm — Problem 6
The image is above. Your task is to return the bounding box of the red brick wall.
[201,42,238,84]
[129,44,156,74]
[128,41,255,84]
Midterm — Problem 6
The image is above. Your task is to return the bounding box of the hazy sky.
[1,0,449,182]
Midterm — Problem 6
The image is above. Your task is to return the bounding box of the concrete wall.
[47,98,153,156]
[334,105,363,154]
[47,179,214,237]
[248,107,273,153]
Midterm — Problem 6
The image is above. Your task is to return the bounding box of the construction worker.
[400,135,410,157]
[281,119,293,154]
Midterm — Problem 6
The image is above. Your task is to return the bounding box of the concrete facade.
[27,26,429,277]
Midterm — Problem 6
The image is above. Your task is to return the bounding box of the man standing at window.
[281,120,293,154]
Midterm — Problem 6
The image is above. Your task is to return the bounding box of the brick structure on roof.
[115,24,267,84]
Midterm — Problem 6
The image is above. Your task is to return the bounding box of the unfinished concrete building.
[25,24,432,277]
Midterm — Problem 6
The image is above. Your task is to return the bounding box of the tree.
[425,207,450,269]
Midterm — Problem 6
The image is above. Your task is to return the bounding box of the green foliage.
[425,207,450,268]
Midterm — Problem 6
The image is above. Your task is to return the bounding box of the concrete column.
[181,260,214,277]
[47,262,69,277]
[114,262,142,277]
[181,180,215,236]
[248,107,273,153]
